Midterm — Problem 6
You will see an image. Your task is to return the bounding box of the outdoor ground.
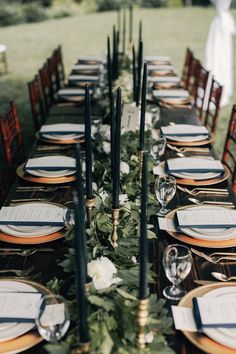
[0,7,236,155]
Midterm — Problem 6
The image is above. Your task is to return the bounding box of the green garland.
[45,127,174,354]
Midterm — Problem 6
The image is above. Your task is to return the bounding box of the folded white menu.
[176,209,236,229]
[148,76,180,83]
[68,75,99,82]
[0,205,65,226]
[193,296,236,329]
[167,158,224,173]
[147,65,174,71]
[25,156,76,171]
[153,89,189,98]
[40,123,85,135]
[145,55,170,62]
[0,292,41,322]
[161,124,209,136]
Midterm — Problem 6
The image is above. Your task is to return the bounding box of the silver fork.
[191,248,236,263]
[177,185,229,196]
[0,266,34,276]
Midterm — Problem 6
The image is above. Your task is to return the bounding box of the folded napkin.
[176,208,236,229]
[57,88,94,97]
[0,292,41,322]
[40,123,85,135]
[153,89,189,98]
[167,158,224,173]
[161,124,209,137]
[193,296,236,330]
[25,156,76,171]
[72,64,102,71]
[68,75,100,82]
[0,205,65,226]
[147,65,174,71]
[148,76,180,83]
[144,55,170,62]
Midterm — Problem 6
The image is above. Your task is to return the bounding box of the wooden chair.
[39,62,54,115]
[203,77,223,134]
[182,47,194,90]
[222,105,236,192]
[0,102,25,182]
[28,75,46,132]
[192,61,210,119]
[54,46,65,90]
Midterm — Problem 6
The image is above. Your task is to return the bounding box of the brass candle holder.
[86,197,95,226]
[111,208,120,248]
[85,279,92,296]
[73,341,90,354]
[137,298,149,349]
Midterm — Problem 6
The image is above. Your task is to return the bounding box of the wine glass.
[63,201,75,229]
[162,245,192,300]
[35,294,70,342]
[151,137,166,164]
[155,175,176,216]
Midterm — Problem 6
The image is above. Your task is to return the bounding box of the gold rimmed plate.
[17,163,76,185]
[36,131,85,145]
[167,132,214,147]
[178,283,236,354]
[0,278,52,354]
[165,205,236,248]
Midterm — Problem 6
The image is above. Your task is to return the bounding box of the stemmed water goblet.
[162,244,192,300]
[155,175,176,216]
[35,294,70,343]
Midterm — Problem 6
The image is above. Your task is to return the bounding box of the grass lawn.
[0,7,236,156]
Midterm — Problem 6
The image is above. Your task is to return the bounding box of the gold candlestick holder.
[137,298,149,349]
[85,279,92,296]
[86,197,95,226]
[73,341,90,354]
[111,208,120,248]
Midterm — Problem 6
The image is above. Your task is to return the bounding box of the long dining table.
[0,91,236,354]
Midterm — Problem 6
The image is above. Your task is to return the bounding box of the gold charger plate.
[178,283,236,354]
[17,163,76,185]
[0,278,52,354]
[36,131,85,145]
[57,95,85,103]
[159,97,192,105]
[167,133,214,147]
[0,229,64,245]
[158,162,230,186]
[147,60,171,65]
[150,71,176,77]
[165,205,236,248]
[154,83,182,90]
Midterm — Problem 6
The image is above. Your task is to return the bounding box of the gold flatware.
[191,248,236,263]
[193,280,236,285]
[177,185,229,196]
[16,186,71,192]
[167,144,210,153]
[0,248,54,256]
[37,145,71,151]
[188,197,234,207]
[211,272,236,282]
[0,266,34,277]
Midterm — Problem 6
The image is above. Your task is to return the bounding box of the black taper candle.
[138,20,142,44]
[85,84,93,199]
[129,5,133,44]
[139,152,148,299]
[122,7,126,55]
[110,91,115,178]
[107,36,112,100]
[112,88,121,209]
[132,45,137,102]
[136,40,143,107]
[139,63,147,151]
[74,144,90,343]
[112,25,117,80]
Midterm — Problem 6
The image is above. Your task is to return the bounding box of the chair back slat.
[28,75,46,132]
[222,105,236,191]
[204,77,223,133]
[39,62,54,114]
[0,102,24,182]
[192,61,209,119]
[54,45,65,90]
[182,47,194,90]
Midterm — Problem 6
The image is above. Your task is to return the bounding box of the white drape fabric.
[204,0,235,106]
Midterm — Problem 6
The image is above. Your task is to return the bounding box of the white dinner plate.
[42,133,83,141]
[203,286,236,350]
[171,171,222,180]
[0,203,64,237]
[26,169,74,178]
[179,206,236,241]
[0,281,38,342]
[166,134,208,142]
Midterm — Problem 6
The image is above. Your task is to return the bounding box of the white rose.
[119,193,128,205]
[145,331,154,344]
[102,141,111,154]
[88,256,122,290]
[120,161,130,174]
[131,256,137,264]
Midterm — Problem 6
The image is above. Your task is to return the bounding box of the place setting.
[152,88,192,107]
[37,123,85,145]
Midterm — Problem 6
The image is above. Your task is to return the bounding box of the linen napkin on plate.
[40,123,85,135]
[167,158,224,174]
[153,89,189,98]
[68,75,100,82]
[161,124,209,137]
[148,76,180,83]
[147,65,174,71]
[25,156,76,171]
[72,64,102,71]
[57,88,93,96]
